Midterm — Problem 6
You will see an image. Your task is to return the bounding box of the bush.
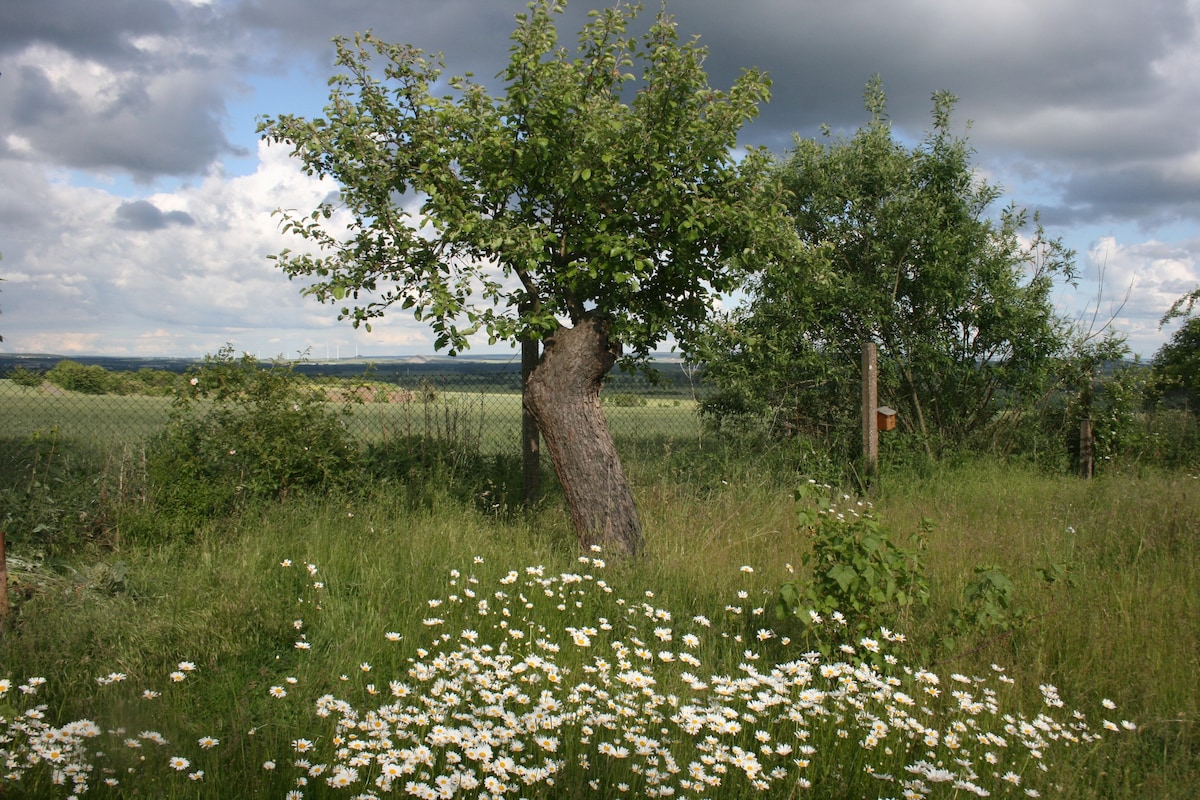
[145,347,362,518]
[7,365,44,389]
[45,359,114,394]
[776,480,931,644]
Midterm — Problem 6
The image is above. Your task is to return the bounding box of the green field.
[1,383,1197,799]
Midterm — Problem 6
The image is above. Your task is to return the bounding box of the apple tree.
[258,1,794,554]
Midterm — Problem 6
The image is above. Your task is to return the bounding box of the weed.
[777,480,930,645]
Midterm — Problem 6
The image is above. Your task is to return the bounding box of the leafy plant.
[602,392,647,408]
[1151,313,1200,409]
[777,480,930,640]
[941,560,1080,657]
[45,359,115,395]
[941,564,1026,654]
[0,429,119,552]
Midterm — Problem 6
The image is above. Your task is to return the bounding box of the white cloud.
[4,0,1200,362]
[1,140,447,357]
[1075,236,1200,355]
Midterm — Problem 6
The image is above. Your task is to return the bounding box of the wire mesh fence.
[0,356,715,462]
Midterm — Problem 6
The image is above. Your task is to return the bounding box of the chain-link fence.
[0,356,714,461]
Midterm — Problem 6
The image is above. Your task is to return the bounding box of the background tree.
[258,1,793,555]
[1151,289,1200,408]
[8,366,44,390]
[697,79,1074,457]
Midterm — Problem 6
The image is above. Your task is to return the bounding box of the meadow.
[0,380,1197,799]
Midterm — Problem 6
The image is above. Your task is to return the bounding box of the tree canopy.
[259,0,792,358]
[1152,289,1200,407]
[697,79,1075,455]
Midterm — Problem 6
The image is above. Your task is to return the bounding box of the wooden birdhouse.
[876,406,897,432]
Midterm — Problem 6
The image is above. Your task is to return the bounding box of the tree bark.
[524,314,644,556]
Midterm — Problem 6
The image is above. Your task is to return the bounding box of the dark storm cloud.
[0,0,246,177]
[4,0,1200,223]
[235,2,1200,167]
[0,0,182,62]
[231,0,530,89]
[1036,166,1200,229]
[7,63,73,126]
[0,61,241,176]
[114,199,196,231]
[663,0,1194,139]
[656,1,1200,228]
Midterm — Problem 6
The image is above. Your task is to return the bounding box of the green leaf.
[828,564,857,594]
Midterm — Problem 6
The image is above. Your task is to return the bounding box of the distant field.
[0,380,173,445]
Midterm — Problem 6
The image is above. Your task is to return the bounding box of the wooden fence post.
[862,342,879,483]
[1080,418,1094,479]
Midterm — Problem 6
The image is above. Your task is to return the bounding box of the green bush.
[145,347,362,519]
[7,365,44,389]
[0,429,124,552]
[45,359,115,394]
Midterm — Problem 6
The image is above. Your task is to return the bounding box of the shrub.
[602,392,646,407]
[7,365,44,389]
[45,360,114,394]
[0,429,124,552]
[145,347,361,518]
[777,480,931,644]
[364,435,523,513]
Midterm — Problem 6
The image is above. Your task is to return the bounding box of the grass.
[0,381,173,446]
[876,462,1200,796]
[0,426,1197,796]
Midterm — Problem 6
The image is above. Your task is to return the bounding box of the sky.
[2,0,1199,361]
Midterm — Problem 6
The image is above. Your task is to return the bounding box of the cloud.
[0,43,243,177]
[0,140,445,357]
[113,199,196,230]
[1069,236,1200,355]
[0,0,184,63]
[3,0,1200,359]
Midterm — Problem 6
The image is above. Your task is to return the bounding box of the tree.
[8,366,44,390]
[697,79,1074,456]
[1152,289,1200,408]
[258,1,793,554]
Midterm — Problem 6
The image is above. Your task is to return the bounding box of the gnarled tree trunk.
[524,314,644,556]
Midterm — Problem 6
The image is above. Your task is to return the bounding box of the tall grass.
[876,460,1200,796]
[1,449,1196,797]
